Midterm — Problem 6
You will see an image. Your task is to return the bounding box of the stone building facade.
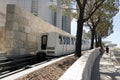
[4,0,71,33]
[0,0,6,53]
[4,4,70,57]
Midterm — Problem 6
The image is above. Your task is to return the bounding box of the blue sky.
[104,10,120,47]
[71,11,120,48]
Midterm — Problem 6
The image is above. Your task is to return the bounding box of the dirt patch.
[16,55,77,80]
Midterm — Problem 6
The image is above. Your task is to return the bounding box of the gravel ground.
[16,55,77,80]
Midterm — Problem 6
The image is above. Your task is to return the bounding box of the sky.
[71,11,120,48]
[104,10,120,47]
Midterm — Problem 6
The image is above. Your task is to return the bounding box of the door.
[41,35,47,49]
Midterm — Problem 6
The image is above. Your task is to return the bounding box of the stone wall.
[0,0,6,54]
[5,4,70,57]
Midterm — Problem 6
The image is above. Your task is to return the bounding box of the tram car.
[37,32,76,57]
[82,39,91,50]
[36,32,91,57]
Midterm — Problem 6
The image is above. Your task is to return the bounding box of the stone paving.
[100,52,120,80]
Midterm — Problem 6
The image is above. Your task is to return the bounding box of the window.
[63,36,66,44]
[73,38,76,45]
[42,36,47,45]
[82,40,85,45]
[59,35,62,44]
[31,0,38,16]
[66,37,70,45]
[71,38,74,45]
[41,35,47,49]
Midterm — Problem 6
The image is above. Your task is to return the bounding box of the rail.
[0,56,38,77]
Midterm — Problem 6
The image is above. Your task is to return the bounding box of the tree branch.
[87,21,92,30]
[82,0,88,10]
[84,0,105,22]
[90,17,95,28]
[76,0,81,9]
[96,16,101,25]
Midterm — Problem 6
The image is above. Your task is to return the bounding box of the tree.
[75,0,105,57]
[87,0,118,49]
[87,13,101,49]
[96,20,114,47]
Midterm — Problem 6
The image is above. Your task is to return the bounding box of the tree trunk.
[95,34,99,47]
[90,27,96,49]
[99,35,103,48]
[75,2,85,57]
[75,19,84,57]
[98,34,102,48]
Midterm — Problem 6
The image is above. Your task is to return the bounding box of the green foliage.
[96,0,119,38]
[49,5,57,11]
[60,0,73,5]
[87,0,119,37]
[86,0,119,48]
[71,12,78,19]
[49,0,76,18]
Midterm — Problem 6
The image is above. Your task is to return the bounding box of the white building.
[4,0,71,33]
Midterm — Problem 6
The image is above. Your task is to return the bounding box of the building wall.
[5,0,71,33]
[56,0,62,29]
[5,0,54,26]
[62,15,71,33]
[0,0,6,52]
[37,0,53,24]
[5,4,70,57]
[5,0,31,12]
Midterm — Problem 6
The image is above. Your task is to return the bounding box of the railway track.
[0,53,74,79]
[0,55,45,78]
[0,55,58,79]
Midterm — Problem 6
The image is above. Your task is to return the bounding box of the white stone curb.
[59,48,100,80]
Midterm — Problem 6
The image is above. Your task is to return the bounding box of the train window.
[82,40,85,45]
[73,38,76,45]
[64,36,67,44]
[63,36,65,44]
[68,37,70,44]
[71,38,74,45]
[66,37,70,45]
[59,35,62,44]
[82,40,83,44]
[68,37,71,44]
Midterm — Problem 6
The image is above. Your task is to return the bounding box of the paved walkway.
[100,52,120,80]
[91,52,120,80]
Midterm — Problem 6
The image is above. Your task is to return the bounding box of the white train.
[82,39,91,50]
[36,32,91,58]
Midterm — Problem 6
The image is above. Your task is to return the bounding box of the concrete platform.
[100,53,120,80]
[90,51,120,80]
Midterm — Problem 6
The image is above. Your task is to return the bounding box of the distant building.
[103,41,117,47]
[105,43,117,47]
[4,0,71,33]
